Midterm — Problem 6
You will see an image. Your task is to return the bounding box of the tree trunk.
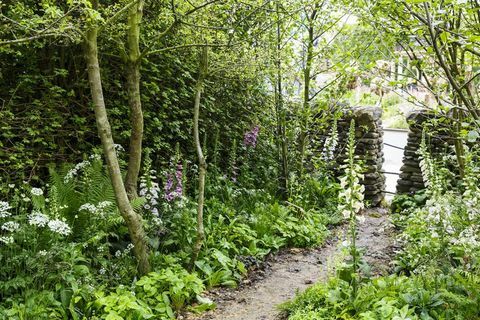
[298,16,315,176]
[85,25,150,275]
[276,1,288,199]
[125,0,145,199]
[190,46,208,270]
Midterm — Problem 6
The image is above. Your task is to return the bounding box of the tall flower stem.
[338,119,365,299]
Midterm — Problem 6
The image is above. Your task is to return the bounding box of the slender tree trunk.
[190,46,208,270]
[85,25,150,275]
[125,0,145,199]
[276,1,288,199]
[298,16,315,176]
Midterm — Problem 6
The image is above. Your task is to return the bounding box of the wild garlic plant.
[337,119,365,297]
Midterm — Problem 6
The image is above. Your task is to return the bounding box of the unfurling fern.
[47,155,122,242]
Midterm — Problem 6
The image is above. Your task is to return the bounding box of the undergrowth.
[282,137,480,320]
[0,155,340,319]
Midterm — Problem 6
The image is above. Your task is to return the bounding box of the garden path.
[184,208,396,320]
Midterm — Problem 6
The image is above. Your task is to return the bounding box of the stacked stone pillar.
[337,106,385,206]
[396,110,452,194]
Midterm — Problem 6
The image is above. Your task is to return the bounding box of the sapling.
[338,119,365,298]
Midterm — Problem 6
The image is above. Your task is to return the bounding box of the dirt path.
[185,208,396,320]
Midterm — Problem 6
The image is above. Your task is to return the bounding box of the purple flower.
[243,125,260,148]
[164,174,174,201]
[175,163,183,196]
[164,162,184,201]
[165,192,175,202]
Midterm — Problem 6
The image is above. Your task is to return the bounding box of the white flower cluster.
[419,155,435,188]
[0,201,18,245]
[28,211,50,227]
[30,187,44,196]
[47,219,72,236]
[462,151,480,221]
[38,250,48,256]
[418,132,440,194]
[0,236,14,245]
[424,198,454,235]
[464,188,480,221]
[322,120,338,162]
[0,201,11,218]
[1,221,20,232]
[79,201,112,216]
[28,211,71,236]
[114,243,135,258]
[451,225,480,255]
[114,144,125,153]
[338,120,365,223]
[139,170,160,218]
[64,154,101,183]
[79,203,96,213]
[64,160,91,183]
[338,170,365,221]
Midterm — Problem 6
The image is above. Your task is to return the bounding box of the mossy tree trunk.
[125,0,145,199]
[85,15,150,275]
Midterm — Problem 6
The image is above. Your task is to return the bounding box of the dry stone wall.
[337,106,385,206]
[396,110,452,194]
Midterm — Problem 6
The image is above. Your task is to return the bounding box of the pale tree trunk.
[85,25,150,275]
[190,46,208,270]
[124,0,145,199]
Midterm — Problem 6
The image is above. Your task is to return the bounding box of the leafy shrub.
[282,271,480,320]
[136,268,204,312]
[390,191,427,215]
[90,288,155,320]
[89,267,205,319]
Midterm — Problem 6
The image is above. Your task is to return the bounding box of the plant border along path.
[184,208,396,320]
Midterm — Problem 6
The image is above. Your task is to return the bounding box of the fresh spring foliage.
[0,147,340,318]
[282,130,480,320]
[2,0,480,318]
